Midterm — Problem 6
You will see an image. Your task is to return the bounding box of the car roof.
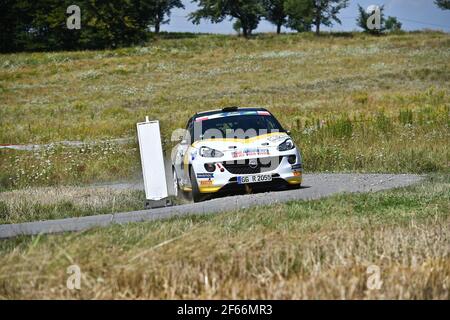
[191,107,270,121]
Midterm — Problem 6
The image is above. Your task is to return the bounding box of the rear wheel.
[189,167,204,203]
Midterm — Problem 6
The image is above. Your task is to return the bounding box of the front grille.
[222,156,283,175]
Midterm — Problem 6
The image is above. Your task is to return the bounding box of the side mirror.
[286,130,291,135]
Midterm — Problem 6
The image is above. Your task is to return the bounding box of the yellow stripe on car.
[183,151,190,176]
[287,177,302,185]
[199,185,223,193]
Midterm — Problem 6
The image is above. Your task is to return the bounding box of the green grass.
[0,32,449,189]
[0,175,448,299]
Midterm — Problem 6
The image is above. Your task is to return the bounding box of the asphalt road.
[0,174,423,239]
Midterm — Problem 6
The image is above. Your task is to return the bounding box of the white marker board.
[137,119,168,201]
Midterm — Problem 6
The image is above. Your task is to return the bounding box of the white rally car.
[172,107,303,202]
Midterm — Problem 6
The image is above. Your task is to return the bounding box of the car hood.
[192,132,290,160]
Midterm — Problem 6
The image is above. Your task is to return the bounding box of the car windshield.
[191,114,285,142]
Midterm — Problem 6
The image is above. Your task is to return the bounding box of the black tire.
[288,183,301,190]
[172,167,181,200]
[181,189,193,201]
[189,167,204,203]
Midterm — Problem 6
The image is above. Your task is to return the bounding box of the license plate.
[237,174,272,184]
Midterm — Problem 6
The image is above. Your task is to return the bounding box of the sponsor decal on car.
[200,180,214,186]
[267,134,287,142]
[190,150,197,161]
[197,173,214,179]
[232,148,270,158]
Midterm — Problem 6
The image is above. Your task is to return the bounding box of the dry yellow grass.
[0,175,448,299]
[0,185,145,224]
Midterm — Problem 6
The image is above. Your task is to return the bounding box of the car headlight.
[199,146,224,158]
[278,139,295,151]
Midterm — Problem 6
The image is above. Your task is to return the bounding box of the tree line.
[1,0,448,53]
[191,0,350,37]
[0,0,184,52]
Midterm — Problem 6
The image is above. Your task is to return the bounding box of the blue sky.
[162,0,450,33]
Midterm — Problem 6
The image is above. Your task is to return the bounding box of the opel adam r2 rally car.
[171,107,303,202]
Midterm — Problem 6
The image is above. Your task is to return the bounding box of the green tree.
[82,0,156,48]
[233,19,242,35]
[285,0,348,35]
[262,0,287,34]
[356,4,385,35]
[435,0,450,10]
[0,0,87,51]
[0,0,35,52]
[385,16,402,32]
[284,0,313,32]
[30,0,82,50]
[190,0,263,37]
[0,0,167,52]
[312,0,349,35]
[151,0,184,34]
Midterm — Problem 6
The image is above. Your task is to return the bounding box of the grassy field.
[1,32,449,190]
[0,32,449,299]
[0,175,448,299]
[0,185,146,225]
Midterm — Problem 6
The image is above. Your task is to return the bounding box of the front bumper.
[193,154,303,194]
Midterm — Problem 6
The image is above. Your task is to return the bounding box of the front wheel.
[189,167,205,203]
[172,167,180,199]
[288,183,301,190]
[173,167,192,201]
